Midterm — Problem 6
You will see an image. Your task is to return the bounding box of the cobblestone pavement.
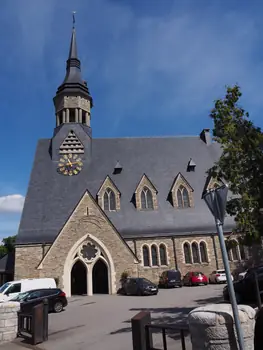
[1,284,225,350]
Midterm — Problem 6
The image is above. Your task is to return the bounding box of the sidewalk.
[0,339,43,350]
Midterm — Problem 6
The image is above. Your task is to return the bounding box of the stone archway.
[92,259,109,294]
[71,260,87,295]
[63,234,116,297]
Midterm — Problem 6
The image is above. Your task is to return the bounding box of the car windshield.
[10,292,30,301]
[141,278,153,285]
[193,272,204,276]
[217,270,225,274]
[0,282,11,293]
[168,271,180,278]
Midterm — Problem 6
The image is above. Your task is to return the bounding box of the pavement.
[0,284,225,350]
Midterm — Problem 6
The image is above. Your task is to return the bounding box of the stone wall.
[14,245,43,280]
[0,302,20,344]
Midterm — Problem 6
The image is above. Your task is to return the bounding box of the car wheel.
[53,301,63,313]
[189,281,192,287]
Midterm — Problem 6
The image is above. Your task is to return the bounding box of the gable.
[38,189,139,269]
[170,172,194,193]
[134,174,158,194]
[97,176,121,196]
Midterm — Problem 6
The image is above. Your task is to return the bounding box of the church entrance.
[92,259,109,294]
[71,260,87,295]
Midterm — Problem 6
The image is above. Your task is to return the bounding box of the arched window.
[183,243,191,264]
[142,246,150,267]
[141,187,154,210]
[103,188,116,211]
[239,245,246,260]
[159,244,167,265]
[200,242,208,263]
[177,186,190,208]
[192,242,200,263]
[151,245,158,266]
[229,240,239,261]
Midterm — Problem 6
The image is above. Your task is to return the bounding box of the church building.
[15,25,249,297]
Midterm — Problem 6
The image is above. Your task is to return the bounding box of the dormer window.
[170,173,194,208]
[103,188,116,211]
[97,176,121,211]
[134,174,158,210]
[141,187,154,210]
[177,185,190,208]
[187,158,196,172]
[113,161,123,175]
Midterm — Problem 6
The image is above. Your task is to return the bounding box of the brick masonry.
[0,302,20,344]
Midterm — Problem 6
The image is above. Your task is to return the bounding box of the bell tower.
[51,14,93,162]
[53,15,93,127]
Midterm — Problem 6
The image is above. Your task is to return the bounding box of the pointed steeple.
[53,13,93,128]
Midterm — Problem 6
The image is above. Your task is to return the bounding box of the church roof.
[16,134,235,245]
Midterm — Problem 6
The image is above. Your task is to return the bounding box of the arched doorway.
[92,259,109,294]
[71,260,87,295]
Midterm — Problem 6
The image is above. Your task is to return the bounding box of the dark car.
[223,265,263,304]
[182,271,208,286]
[10,288,68,313]
[159,270,182,288]
[123,278,158,296]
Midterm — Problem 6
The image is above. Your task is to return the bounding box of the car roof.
[25,288,60,293]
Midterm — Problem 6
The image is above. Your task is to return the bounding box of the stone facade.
[15,191,139,297]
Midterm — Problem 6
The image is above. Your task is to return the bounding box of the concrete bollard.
[188,304,255,350]
[0,302,20,344]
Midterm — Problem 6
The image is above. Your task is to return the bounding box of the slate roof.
[0,253,15,273]
[16,134,235,245]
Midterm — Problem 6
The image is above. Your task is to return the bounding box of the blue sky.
[1,0,263,240]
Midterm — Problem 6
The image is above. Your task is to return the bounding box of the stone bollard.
[0,302,20,344]
[188,304,255,350]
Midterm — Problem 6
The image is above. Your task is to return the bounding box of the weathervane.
[72,11,76,28]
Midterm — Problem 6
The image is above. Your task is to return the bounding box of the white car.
[209,270,234,284]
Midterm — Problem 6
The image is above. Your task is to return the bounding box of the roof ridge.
[94,135,200,140]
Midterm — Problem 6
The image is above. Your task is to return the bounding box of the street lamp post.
[203,184,245,350]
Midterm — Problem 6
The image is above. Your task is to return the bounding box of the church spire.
[53,12,93,128]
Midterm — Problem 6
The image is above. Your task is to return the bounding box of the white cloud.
[0,195,25,213]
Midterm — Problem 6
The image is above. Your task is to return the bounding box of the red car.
[182,271,208,286]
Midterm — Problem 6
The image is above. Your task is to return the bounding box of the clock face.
[57,154,83,176]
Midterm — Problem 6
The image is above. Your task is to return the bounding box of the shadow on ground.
[109,293,223,342]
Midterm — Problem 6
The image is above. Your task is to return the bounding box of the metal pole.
[216,219,245,350]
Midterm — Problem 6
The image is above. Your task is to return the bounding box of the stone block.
[2,331,17,342]
[5,318,17,327]
[188,303,255,350]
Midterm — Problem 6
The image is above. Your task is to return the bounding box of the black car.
[10,288,68,313]
[123,278,158,296]
[159,270,182,288]
[223,265,263,304]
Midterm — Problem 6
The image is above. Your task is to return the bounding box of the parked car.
[209,270,234,284]
[238,270,248,281]
[10,288,67,313]
[182,272,208,286]
[159,270,182,288]
[123,278,158,296]
[0,278,56,302]
[223,265,263,304]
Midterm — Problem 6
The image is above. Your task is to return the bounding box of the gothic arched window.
[200,241,208,263]
[142,246,150,267]
[177,186,190,208]
[183,243,191,264]
[192,242,200,263]
[159,244,167,265]
[231,240,239,261]
[141,187,154,210]
[103,188,116,211]
[151,245,158,266]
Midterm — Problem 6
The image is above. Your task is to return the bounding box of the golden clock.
[57,154,83,176]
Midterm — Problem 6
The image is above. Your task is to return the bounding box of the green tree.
[0,235,17,258]
[209,85,263,244]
